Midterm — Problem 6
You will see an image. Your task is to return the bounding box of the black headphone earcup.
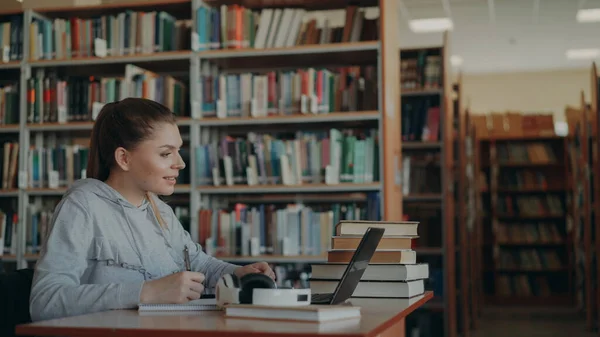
[238,273,277,304]
[230,273,240,288]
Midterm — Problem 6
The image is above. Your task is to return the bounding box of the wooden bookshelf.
[460,81,481,333]
[399,36,457,337]
[190,0,401,261]
[1,0,200,270]
[588,62,600,334]
[0,0,400,258]
[479,132,574,307]
[471,110,484,324]
[567,91,595,330]
[452,74,470,337]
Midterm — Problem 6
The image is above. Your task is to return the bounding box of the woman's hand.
[234,262,276,280]
[140,271,205,304]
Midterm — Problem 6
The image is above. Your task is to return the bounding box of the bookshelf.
[399,38,458,337]
[455,75,472,337]
[575,62,600,331]
[475,114,573,307]
[188,0,402,269]
[455,77,482,333]
[570,91,595,330]
[0,0,411,285]
[0,1,197,269]
[466,107,484,326]
[565,91,595,331]
[592,63,600,335]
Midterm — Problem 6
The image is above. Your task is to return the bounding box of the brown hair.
[87,97,177,227]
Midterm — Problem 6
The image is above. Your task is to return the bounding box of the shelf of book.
[0,62,21,70]
[197,183,382,194]
[587,62,600,334]
[484,294,573,306]
[217,254,327,263]
[468,110,483,328]
[190,0,400,267]
[0,0,202,267]
[567,90,595,331]
[399,38,460,337]
[456,75,472,335]
[198,110,379,126]
[0,125,19,133]
[478,133,574,309]
[0,190,18,197]
[199,40,378,58]
[25,118,195,131]
[28,51,192,67]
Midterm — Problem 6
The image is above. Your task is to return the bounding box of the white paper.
[92,102,105,120]
[2,46,9,63]
[18,171,27,189]
[250,98,257,117]
[310,94,318,114]
[191,32,200,52]
[216,100,226,118]
[58,106,68,124]
[191,101,201,119]
[48,170,59,189]
[246,167,256,186]
[94,38,107,58]
[300,95,308,114]
[250,237,260,256]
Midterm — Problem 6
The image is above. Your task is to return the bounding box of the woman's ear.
[113,146,131,172]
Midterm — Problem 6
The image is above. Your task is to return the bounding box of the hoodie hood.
[66,178,150,211]
[66,178,157,276]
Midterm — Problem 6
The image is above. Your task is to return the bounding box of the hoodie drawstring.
[118,200,155,280]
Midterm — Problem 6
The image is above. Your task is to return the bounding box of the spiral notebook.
[138,298,219,312]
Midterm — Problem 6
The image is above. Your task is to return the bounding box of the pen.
[184,245,191,271]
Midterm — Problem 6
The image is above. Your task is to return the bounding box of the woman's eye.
[161,153,171,158]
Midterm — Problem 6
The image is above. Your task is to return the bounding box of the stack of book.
[309,220,429,299]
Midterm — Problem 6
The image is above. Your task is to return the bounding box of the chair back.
[0,268,34,337]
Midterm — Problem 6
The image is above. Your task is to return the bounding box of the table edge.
[364,291,434,337]
[16,292,434,337]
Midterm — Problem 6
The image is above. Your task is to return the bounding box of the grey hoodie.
[29,178,239,322]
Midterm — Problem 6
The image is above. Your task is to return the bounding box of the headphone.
[216,272,311,308]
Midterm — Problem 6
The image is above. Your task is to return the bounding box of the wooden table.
[16,291,433,337]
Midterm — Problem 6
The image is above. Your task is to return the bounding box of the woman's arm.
[29,192,144,322]
[165,210,239,288]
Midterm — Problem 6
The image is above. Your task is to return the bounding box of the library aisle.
[472,306,595,337]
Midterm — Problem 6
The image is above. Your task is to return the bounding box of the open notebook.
[138,297,219,312]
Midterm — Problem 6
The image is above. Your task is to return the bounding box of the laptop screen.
[330,227,385,304]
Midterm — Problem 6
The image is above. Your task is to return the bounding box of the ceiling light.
[451,55,463,67]
[566,48,600,60]
[409,18,453,33]
[577,8,600,23]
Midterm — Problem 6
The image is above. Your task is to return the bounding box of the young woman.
[29,98,275,322]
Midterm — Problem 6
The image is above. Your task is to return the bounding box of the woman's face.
[126,122,186,196]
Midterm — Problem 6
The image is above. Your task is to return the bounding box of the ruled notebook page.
[138,298,219,312]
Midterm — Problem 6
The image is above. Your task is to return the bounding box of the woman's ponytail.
[86,102,115,181]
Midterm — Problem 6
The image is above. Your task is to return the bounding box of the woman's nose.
[173,153,186,169]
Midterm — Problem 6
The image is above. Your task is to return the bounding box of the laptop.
[310,226,385,305]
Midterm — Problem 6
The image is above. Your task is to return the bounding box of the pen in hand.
[184,245,191,272]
